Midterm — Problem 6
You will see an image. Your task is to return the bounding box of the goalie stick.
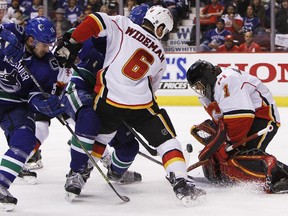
[21,62,130,203]
[226,125,274,152]
[187,124,274,172]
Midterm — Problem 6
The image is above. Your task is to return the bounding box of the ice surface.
[1,106,287,216]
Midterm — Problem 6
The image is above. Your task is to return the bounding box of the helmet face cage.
[25,16,56,45]
[128,4,149,26]
[190,80,206,97]
[143,5,173,39]
[187,60,217,100]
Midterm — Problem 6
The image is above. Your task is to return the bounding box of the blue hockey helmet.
[128,4,149,26]
[25,16,56,44]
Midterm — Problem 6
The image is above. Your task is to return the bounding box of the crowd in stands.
[0,0,287,52]
[191,0,288,52]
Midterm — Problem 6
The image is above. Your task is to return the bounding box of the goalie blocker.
[190,119,288,194]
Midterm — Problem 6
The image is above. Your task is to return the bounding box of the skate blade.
[26,161,43,170]
[181,193,206,207]
[274,189,288,194]
[0,203,16,212]
[65,192,78,202]
[19,176,37,185]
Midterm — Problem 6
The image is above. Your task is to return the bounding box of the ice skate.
[100,153,111,169]
[169,173,206,206]
[18,167,37,184]
[25,150,43,170]
[107,166,142,184]
[64,170,85,202]
[0,185,17,212]
[271,178,288,194]
[82,163,93,183]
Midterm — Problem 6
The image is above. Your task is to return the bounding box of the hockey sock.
[157,138,187,179]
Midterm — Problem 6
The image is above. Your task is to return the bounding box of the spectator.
[221,4,243,34]
[276,0,288,34]
[24,0,42,20]
[265,2,280,30]
[107,0,119,15]
[86,0,102,12]
[99,4,110,14]
[199,0,225,33]
[20,0,33,9]
[10,8,26,25]
[6,0,25,19]
[251,0,266,27]
[0,0,11,24]
[56,0,67,9]
[146,0,166,8]
[64,0,83,27]
[240,5,261,34]
[124,0,138,17]
[74,6,92,26]
[37,5,44,16]
[237,0,250,17]
[200,18,231,52]
[164,0,187,31]
[52,7,73,38]
[238,31,261,52]
[217,34,239,52]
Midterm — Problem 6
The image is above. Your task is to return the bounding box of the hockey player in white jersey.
[55,5,206,204]
[186,59,288,193]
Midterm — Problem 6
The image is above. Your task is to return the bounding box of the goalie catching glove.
[190,119,227,161]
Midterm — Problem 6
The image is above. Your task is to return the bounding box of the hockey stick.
[187,159,209,172]
[187,124,274,172]
[21,62,130,203]
[122,121,158,156]
[226,125,274,152]
[138,151,162,166]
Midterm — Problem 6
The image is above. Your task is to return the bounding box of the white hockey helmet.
[143,5,173,39]
[0,0,7,10]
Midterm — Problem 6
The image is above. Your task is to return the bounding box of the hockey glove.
[30,94,66,118]
[0,25,24,64]
[55,31,83,68]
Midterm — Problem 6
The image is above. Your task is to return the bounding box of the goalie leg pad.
[218,149,278,190]
[202,158,225,183]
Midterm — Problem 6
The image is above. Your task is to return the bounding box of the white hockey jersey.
[201,67,280,142]
[71,12,166,109]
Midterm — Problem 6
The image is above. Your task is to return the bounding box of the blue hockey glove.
[0,25,24,64]
[30,94,66,118]
[55,31,83,68]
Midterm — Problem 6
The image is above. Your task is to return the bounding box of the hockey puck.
[186,143,193,153]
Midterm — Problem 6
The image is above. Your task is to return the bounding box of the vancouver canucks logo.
[0,69,21,93]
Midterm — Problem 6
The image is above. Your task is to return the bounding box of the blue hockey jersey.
[0,23,59,111]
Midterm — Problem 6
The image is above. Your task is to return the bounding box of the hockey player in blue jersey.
[0,16,65,211]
